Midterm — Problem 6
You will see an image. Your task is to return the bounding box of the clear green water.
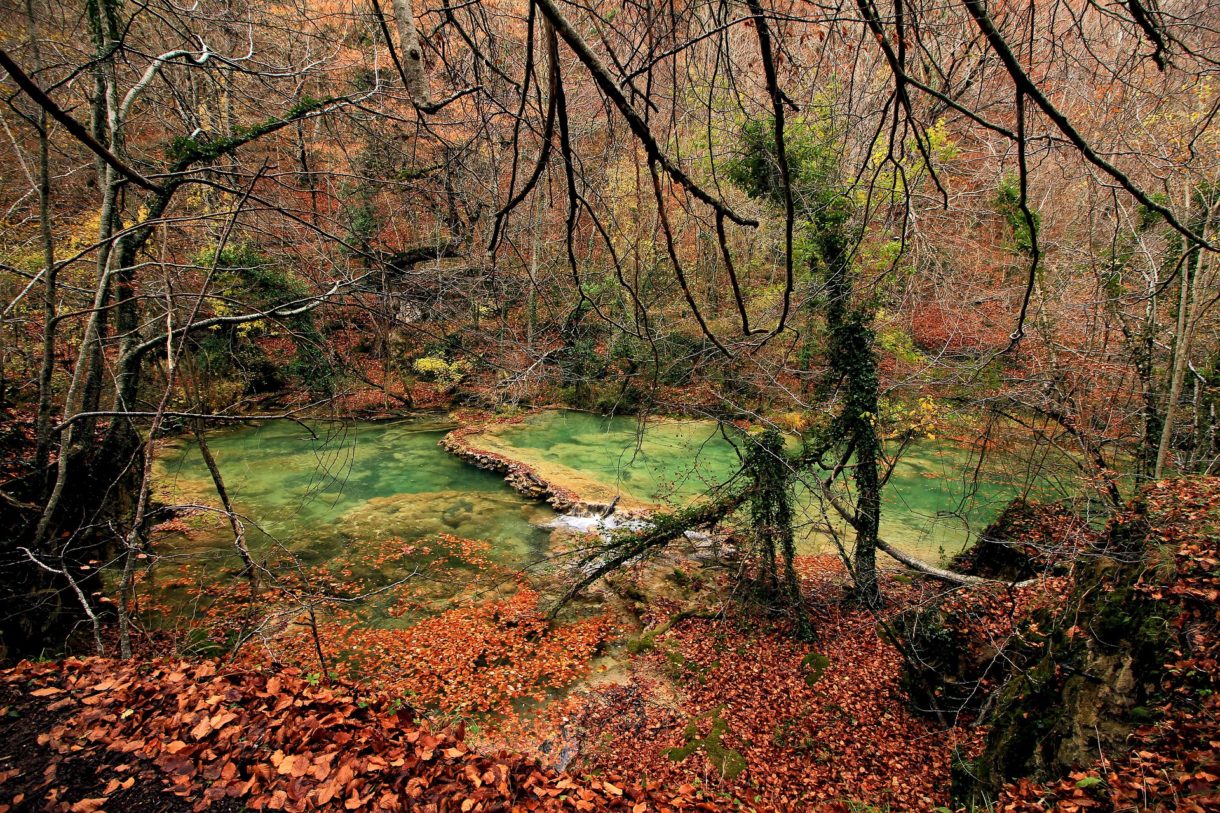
[154,410,1072,603]
[479,410,1072,561]
[476,412,747,507]
[155,417,556,580]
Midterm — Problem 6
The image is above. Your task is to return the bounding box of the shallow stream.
[153,410,1070,619]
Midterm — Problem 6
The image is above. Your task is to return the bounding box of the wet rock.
[440,426,590,514]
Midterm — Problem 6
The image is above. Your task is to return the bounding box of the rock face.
[898,499,1102,720]
[947,501,1191,808]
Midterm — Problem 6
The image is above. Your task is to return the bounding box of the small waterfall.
[542,497,651,536]
[543,510,650,536]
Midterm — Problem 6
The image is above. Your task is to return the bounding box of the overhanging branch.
[0,47,163,193]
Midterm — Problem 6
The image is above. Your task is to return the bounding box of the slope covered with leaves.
[507,557,982,812]
[0,657,714,813]
[962,478,1220,812]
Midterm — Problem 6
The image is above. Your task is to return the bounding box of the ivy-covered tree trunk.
[745,429,813,639]
[840,317,882,609]
[821,212,883,609]
[746,429,787,597]
[1134,289,1162,481]
[724,113,886,607]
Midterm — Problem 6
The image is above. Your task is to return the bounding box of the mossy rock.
[953,504,1183,808]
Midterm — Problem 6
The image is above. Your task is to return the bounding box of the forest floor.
[0,552,997,813]
[499,556,978,811]
[2,513,1218,812]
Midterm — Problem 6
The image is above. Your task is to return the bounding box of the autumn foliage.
[0,658,711,813]
[248,587,614,718]
[2,481,1219,813]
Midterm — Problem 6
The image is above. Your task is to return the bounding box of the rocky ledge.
[440,420,585,513]
[439,416,648,522]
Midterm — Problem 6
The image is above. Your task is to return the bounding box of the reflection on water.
[152,417,556,627]
[156,417,555,564]
[477,410,1072,562]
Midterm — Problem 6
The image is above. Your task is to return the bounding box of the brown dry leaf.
[276,755,298,776]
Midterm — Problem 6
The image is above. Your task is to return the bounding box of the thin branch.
[0,47,162,192]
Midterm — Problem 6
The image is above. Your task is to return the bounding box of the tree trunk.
[1155,214,1207,479]
[823,228,884,608]
[392,0,433,107]
[28,0,57,477]
[1136,277,1160,480]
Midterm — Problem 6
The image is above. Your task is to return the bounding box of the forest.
[0,0,1217,810]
